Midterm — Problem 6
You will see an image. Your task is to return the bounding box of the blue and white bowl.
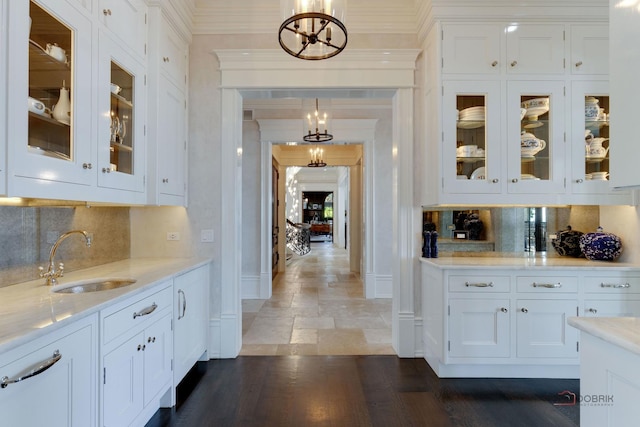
[579,227,622,261]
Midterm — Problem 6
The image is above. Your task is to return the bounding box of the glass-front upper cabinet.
[97,30,145,193]
[442,81,502,194]
[570,81,611,194]
[507,81,565,194]
[8,0,93,190]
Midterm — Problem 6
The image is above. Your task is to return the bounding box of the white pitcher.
[52,81,71,125]
[585,135,609,158]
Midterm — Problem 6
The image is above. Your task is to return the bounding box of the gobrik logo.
[554,390,614,406]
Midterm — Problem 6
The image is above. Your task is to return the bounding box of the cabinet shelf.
[29,40,70,88]
[28,111,69,127]
[111,92,133,108]
[110,142,133,152]
[456,156,485,163]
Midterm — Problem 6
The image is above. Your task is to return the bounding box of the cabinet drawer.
[102,284,172,345]
[516,276,578,293]
[583,276,640,294]
[448,275,510,292]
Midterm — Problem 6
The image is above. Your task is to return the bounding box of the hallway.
[241,243,394,355]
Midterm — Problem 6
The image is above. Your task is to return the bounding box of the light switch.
[201,229,214,242]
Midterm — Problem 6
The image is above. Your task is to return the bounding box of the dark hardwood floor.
[146,356,579,427]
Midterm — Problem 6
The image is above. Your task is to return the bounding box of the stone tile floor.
[240,243,394,355]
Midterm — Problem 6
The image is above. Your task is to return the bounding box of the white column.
[392,88,415,357]
[219,88,243,358]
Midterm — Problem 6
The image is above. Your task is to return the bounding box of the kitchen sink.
[51,278,137,294]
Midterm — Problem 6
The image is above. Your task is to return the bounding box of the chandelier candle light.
[308,145,327,167]
[279,0,347,60]
[304,98,333,142]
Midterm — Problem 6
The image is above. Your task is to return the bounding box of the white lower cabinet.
[449,298,510,358]
[173,264,210,390]
[422,261,640,378]
[101,282,173,427]
[516,298,579,358]
[0,314,97,427]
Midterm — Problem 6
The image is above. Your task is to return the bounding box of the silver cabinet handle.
[465,281,493,288]
[520,308,528,313]
[177,289,187,319]
[532,282,562,288]
[102,167,112,173]
[575,179,583,183]
[600,283,630,289]
[162,178,169,183]
[163,57,170,62]
[575,61,583,67]
[103,9,112,16]
[491,60,498,67]
[133,302,157,319]
[587,308,598,314]
[510,60,518,67]
[511,178,518,183]
[492,178,499,183]
[1,350,61,388]
[83,163,92,169]
[500,307,508,313]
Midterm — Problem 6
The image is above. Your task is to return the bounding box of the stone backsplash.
[0,205,130,288]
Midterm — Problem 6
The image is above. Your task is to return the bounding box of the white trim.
[215,49,419,358]
[375,275,393,299]
[208,319,221,359]
[241,275,261,299]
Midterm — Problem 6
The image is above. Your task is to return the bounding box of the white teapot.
[585,133,609,158]
[521,131,546,156]
[45,43,67,63]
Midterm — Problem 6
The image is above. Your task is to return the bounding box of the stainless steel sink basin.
[51,278,137,294]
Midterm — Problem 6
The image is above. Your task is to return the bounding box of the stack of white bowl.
[458,106,485,122]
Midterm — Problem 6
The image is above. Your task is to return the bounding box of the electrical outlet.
[201,229,214,242]
[167,231,180,241]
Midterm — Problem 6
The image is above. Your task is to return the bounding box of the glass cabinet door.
[571,81,611,194]
[9,0,93,188]
[507,81,565,194]
[442,81,502,194]
[97,31,145,193]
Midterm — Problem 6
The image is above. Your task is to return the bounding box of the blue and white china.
[579,227,623,261]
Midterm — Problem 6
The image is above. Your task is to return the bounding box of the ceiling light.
[279,0,348,60]
[304,98,333,143]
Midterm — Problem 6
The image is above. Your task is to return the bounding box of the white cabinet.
[577,328,640,427]
[0,314,97,427]
[96,0,147,61]
[173,264,209,387]
[0,0,7,195]
[7,0,95,196]
[583,275,640,317]
[101,282,173,427]
[442,23,565,75]
[570,24,609,76]
[610,0,640,188]
[516,299,579,358]
[449,298,510,358]
[97,29,146,195]
[147,8,189,205]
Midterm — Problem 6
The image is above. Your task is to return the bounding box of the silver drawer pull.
[532,282,561,288]
[465,282,493,288]
[133,302,157,319]
[500,307,508,313]
[520,308,528,313]
[600,283,630,289]
[1,350,61,388]
[587,308,598,314]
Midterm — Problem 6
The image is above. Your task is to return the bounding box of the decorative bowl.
[551,226,584,257]
[579,227,623,261]
[521,98,549,120]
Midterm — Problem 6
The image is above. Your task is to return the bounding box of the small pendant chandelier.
[279,0,348,60]
[308,145,327,167]
[304,98,333,143]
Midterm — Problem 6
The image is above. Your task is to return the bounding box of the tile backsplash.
[0,205,130,288]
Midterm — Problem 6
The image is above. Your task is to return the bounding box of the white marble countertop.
[0,257,211,354]
[568,317,640,356]
[420,256,640,271]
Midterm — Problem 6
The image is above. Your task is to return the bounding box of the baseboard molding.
[375,275,392,298]
[208,318,221,359]
[241,275,261,299]
[413,316,424,358]
[220,313,241,358]
[394,312,415,358]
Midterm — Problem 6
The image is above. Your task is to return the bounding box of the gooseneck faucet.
[39,230,92,286]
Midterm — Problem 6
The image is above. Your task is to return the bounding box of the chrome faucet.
[39,230,92,286]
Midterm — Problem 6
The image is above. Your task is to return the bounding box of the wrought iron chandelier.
[308,145,327,167]
[279,0,348,60]
[304,98,333,143]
